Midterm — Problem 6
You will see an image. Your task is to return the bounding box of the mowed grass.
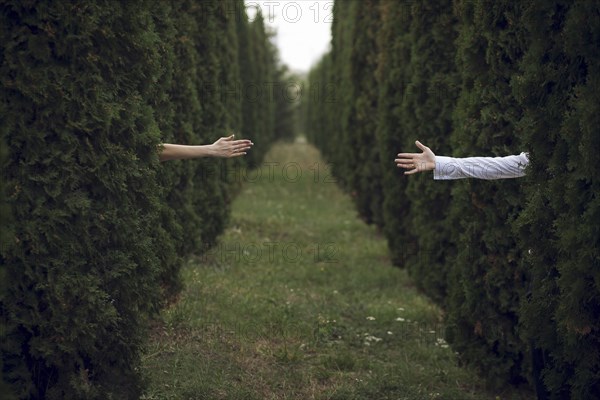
[141,140,534,400]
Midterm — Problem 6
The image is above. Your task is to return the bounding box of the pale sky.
[244,0,333,74]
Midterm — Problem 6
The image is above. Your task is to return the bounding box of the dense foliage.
[0,0,286,398]
[514,1,600,397]
[306,0,599,398]
[445,0,530,388]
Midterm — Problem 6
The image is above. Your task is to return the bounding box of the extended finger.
[396,153,418,158]
[233,145,252,152]
[396,164,415,169]
[404,168,420,175]
[232,146,250,152]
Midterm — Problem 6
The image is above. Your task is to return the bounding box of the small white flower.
[387,331,393,335]
[366,316,376,321]
[396,317,405,322]
[397,307,405,311]
[363,334,383,345]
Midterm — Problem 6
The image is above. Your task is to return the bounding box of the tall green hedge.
[306,0,599,397]
[328,0,357,190]
[0,0,282,397]
[347,0,383,225]
[374,0,413,266]
[0,2,167,397]
[445,0,530,387]
[183,0,237,248]
[514,0,600,397]
[237,0,259,158]
[305,54,334,153]
[0,85,16,400]
[243,12,276,167]
[402,0,458,304]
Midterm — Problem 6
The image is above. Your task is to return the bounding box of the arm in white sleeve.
[433,152,529,180]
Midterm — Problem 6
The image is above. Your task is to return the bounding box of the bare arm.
[159,135,253,162]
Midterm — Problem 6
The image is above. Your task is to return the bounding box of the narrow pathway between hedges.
[141,139,532,400]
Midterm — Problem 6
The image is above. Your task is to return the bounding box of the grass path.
[141,140,533,400]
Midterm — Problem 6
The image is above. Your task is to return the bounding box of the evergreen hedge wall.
[348,0,383,226]
[514,1,600,397]
[445,0,530,387]
[328,0,357,190]
[400,0,458,306]
[0,0,282,398]
[306,0,599,398]
[374,0,413,266]
[0,94,15,400]
[306,54,334,155]
[1,2,168,397]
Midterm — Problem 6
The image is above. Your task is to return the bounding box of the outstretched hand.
[395,140,436,175]
[211,135,253,158]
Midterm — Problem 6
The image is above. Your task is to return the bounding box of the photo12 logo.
[245,1,334,24]
[198,161,338,184]
[200,241,339,264]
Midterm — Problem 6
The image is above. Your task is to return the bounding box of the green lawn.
[141,140,534,400]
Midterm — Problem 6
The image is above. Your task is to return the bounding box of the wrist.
[205,144,217,157]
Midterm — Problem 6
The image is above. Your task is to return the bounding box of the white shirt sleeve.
[433,152,529,180]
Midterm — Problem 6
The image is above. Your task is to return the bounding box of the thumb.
[415,140,428,152]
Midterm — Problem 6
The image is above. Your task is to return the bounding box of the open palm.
[395,141,436,175]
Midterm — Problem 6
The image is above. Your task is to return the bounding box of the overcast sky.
[244,0,333,74]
